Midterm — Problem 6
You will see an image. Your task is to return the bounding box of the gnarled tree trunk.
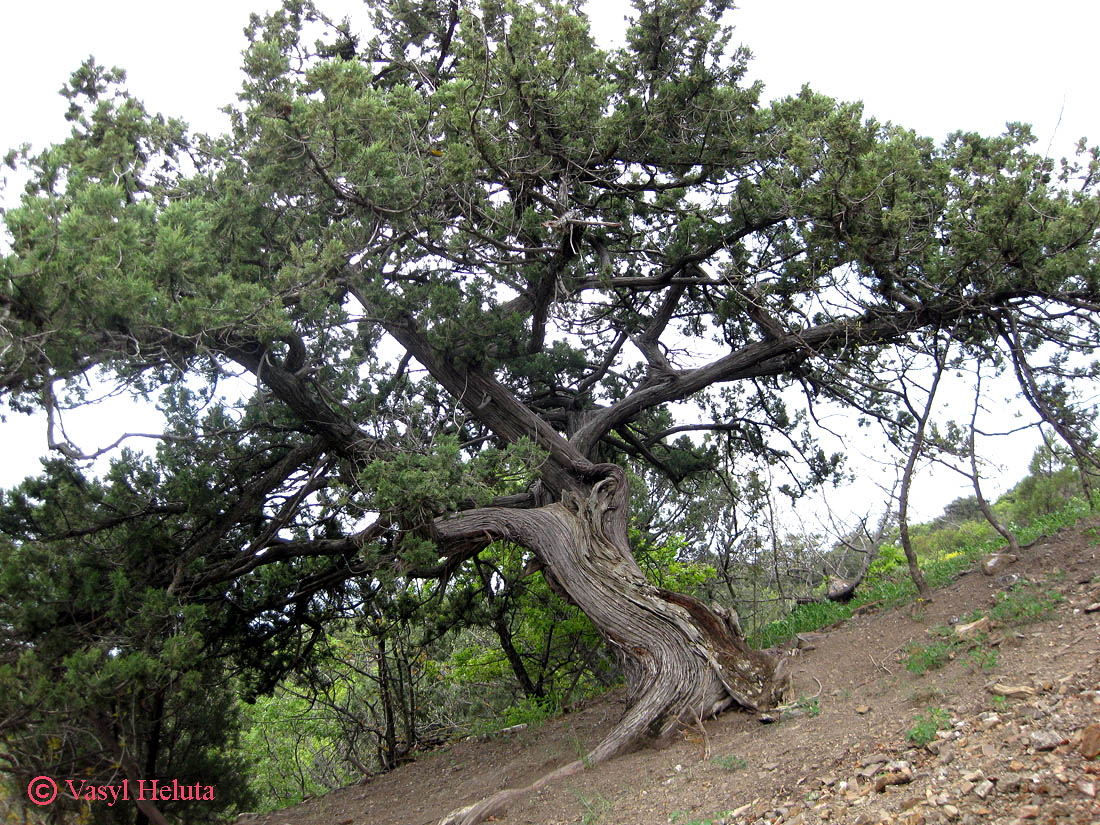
[436,466,790,825]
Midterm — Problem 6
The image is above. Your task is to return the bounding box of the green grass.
[711,753,747,772]
[967,646,999,671]
[906,707,951,747]
[989,581,1064,624]
[670,811,734,825]
[578,793,611,824]
[749,495,1091,650]
[904,639,956,674]
[786,694,821,718]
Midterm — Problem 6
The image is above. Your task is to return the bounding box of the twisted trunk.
[436,466,789,825]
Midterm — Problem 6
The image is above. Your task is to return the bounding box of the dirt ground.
[239,519,1100,825]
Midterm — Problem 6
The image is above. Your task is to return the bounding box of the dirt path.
[239,520,1100,825]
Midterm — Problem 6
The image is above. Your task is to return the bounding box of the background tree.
[2,1,1100,822]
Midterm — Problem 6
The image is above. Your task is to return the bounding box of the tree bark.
[435,466,789,825]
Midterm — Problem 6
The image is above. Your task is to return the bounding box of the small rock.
[941,803,959,818]
[977,712,1001,729]
[936,743,955,766]
[874,771,912,793]
[954,616,990,639]
[1080,722,1100,759]
[973,779,994,799]
[989,683,1037,698]
[1018,804,1041,818]
[981,553,1018,575]
[1083,602,1100,613]
[856,705,871,715]
[1077,778,1096,798]
[1030,729,1064,751]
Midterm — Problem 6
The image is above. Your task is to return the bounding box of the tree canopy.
[2,0,1098,822]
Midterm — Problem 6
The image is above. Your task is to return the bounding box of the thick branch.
[349,283,596,494]
[572,301,968,456]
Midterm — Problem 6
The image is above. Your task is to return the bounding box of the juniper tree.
[2,1,1099,823]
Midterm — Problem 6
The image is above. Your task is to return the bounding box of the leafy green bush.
[904,639,955,674]
[989,581,1065,625]
[907,707,951,746]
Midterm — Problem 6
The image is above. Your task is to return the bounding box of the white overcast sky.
[2,0,1098,519]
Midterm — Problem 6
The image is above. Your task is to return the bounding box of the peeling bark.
[435,466,789,825]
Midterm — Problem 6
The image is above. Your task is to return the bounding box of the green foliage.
[239,689,355,809]
[786,695,821,718]
[0,457,256,823]
[577,793,612,825]
[711,753,748,772]
[906,707,951,747]
[904,639,956,674]
[989,581,1065,625]
[967,646,999,672]
[2,0,1099,814]
[753,486,1090,651]
[750,599,851,649]
[669,811,735,825]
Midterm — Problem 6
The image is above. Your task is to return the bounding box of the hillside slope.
[240,520,1100,825]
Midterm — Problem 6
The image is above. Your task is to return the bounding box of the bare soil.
[239,519,1100,825]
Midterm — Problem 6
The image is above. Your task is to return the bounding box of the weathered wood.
[435,467,789,825]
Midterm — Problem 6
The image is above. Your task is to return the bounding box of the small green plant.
[991,694,1007,710]
[990,581,1064,625]
[904,639,955,674]
[967,646,999,671]
[798,696,822,718]
[907,707,951,747]
[711,753,747,772]
[670,812,733,825]
[573,735,593,769]
[578,793,611,825]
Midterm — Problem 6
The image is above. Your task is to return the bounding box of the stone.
[1017,804,1041,818]
[988,683,1037,698]
[981,553,1018,575]
[796,632,824,649]
[1076,778,1096,798]
[856,705,872,715]
[973,779,994,799]
[1029,729,1064,751]
[954,616,990,639]
[936,743,955,766]
[977,712,1000,729]
[1080,722,1100,759]
[1083,602,1100,613]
